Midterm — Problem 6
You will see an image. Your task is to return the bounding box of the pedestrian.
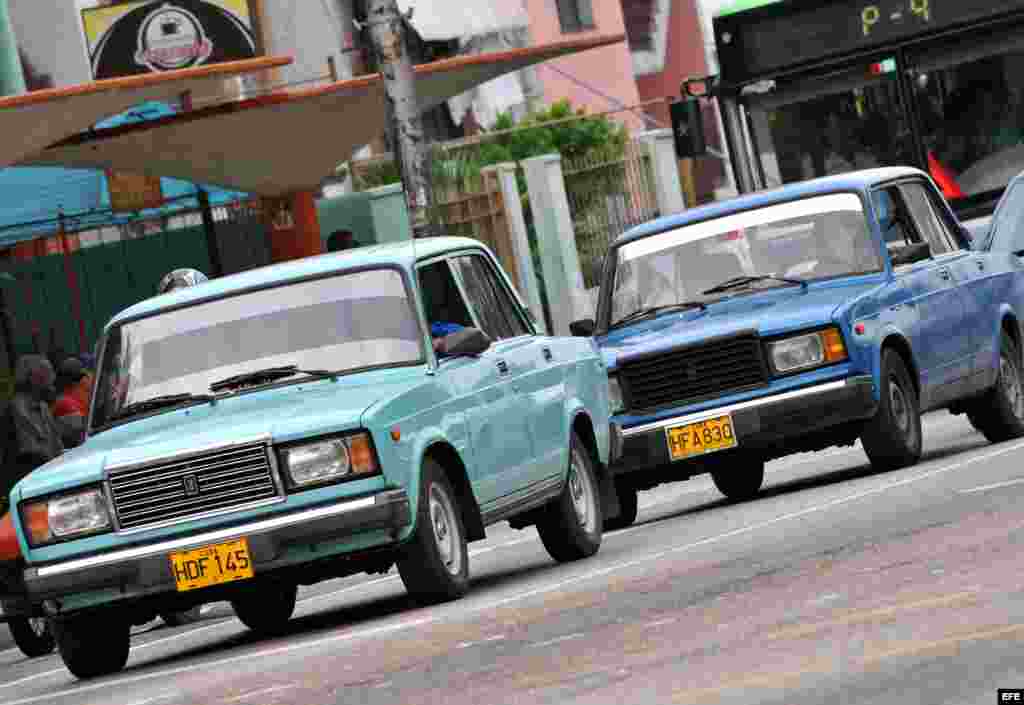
[1,355,64,508]
[52,356,90,448]
[327,229,360,252]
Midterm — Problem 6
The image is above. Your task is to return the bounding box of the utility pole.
[363,0,432,236]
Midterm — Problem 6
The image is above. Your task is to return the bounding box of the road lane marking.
[529,633,585,649]
[762,591,979,641]
[644,618,678,628]
[222,684,297,703]
[7,437,1024,705]
[865,623,1024,663]
[958,477,1024,494]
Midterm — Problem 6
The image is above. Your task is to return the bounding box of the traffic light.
[670,99,706,159]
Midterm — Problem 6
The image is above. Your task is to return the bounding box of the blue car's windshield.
[609,193,883,325]
[92,268,424,429]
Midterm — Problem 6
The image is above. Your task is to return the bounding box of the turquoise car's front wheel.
[398,458,470,605]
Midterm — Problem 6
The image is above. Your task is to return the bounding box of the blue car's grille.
[107,443,280,531]
[620,334,769,412]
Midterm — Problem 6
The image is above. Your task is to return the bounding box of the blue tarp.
[0,101,249,246]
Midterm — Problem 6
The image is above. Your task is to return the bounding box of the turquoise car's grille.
[108,443,280,531]
[620,333,769,412]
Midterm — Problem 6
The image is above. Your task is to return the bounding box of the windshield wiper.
[609,301,706,331]
[702,274,808,296]
[209,365,342,393]
[116,393,216,419]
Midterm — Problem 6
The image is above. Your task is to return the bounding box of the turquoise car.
[13,237,615,679]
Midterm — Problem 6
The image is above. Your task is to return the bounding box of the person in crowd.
[52,357,90,448]
[2,355,63,504]
[431,321,464,354]
[327,230,360,252]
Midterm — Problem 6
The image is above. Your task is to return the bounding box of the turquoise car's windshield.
[609,193,883,327]
[91,268,424,429]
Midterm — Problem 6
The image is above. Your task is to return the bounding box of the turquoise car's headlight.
[22,487,112,547]
[279,433,379,490]
[608,375,625,414]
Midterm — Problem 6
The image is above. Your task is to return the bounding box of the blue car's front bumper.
[613,376,877,474]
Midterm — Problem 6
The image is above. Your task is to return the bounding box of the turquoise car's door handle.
[497,359,509,375]
[542,347,553,362]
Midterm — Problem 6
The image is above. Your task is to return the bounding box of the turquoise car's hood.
[15,368,427,501]
[599,279,883,370]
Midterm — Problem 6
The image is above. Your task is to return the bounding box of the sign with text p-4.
[999,689,1024,702]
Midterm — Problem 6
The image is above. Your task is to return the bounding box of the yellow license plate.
[170,538,254,592]
[666,415,738,461]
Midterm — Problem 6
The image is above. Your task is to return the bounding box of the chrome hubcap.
[1001,352,1024,419]
[568,450,597,534]
[889,374,910,434]
[28,618,47,638]
[429,484,461,575]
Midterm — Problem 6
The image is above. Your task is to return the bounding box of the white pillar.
[491,162,546,333]
[523,154,588,335]
[639,128,686,215]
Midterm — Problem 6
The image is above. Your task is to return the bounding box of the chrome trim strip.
[621,379,857,437]
[34,494,386,578]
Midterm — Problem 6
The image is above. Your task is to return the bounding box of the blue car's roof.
[109,236,484,327]
[616,167,927,247]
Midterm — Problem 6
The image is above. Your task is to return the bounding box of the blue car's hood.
[15,367,427,500]
[599,279,883,369]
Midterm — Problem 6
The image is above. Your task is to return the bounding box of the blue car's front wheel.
[862,349,922,471]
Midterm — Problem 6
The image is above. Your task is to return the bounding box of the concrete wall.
[8,0,90,89]
[523,0,643,131]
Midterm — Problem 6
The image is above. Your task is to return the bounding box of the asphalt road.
[2,410,1024,704]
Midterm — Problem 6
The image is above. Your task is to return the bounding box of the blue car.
[572,167,1024,529]
[12,237,614,678]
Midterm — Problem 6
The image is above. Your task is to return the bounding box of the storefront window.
[744,61,913,189]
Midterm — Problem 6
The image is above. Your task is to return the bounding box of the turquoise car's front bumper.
[24,489,410,612]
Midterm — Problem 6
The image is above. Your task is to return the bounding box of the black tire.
[710,455,765,501]
[966,333,1024,443]
[537,433,603,562]
[603,480,638,532]
[53,613,130,679]
[8,616,55,658]
[397,458,470,605]
[159,606,202,627]
[861,348,922,471]
[231,583,297,635]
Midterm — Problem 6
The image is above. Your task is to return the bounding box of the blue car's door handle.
[976,259,985,271]
[497,359,509,375]
[938,268,951,281]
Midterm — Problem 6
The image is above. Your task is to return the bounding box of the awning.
[0,56,290,169]
[21,34,625,197]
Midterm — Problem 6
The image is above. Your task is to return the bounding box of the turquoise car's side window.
[451,255,529,340]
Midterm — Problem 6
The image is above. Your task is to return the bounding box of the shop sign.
[82,0,258,80]
[106,170,165,212]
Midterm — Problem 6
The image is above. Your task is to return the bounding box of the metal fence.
[563,138,659,289]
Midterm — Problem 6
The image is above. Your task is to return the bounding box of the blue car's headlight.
[768,327,848,374]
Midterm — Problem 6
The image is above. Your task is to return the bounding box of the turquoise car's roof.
[615,167,926,248]
[108,236,484,328]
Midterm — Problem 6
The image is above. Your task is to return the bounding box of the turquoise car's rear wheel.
[537,432,603,562]
[231,582,296,636]
[398,458,469,605]
[966,332,1024,443]
[861,349,922,471]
